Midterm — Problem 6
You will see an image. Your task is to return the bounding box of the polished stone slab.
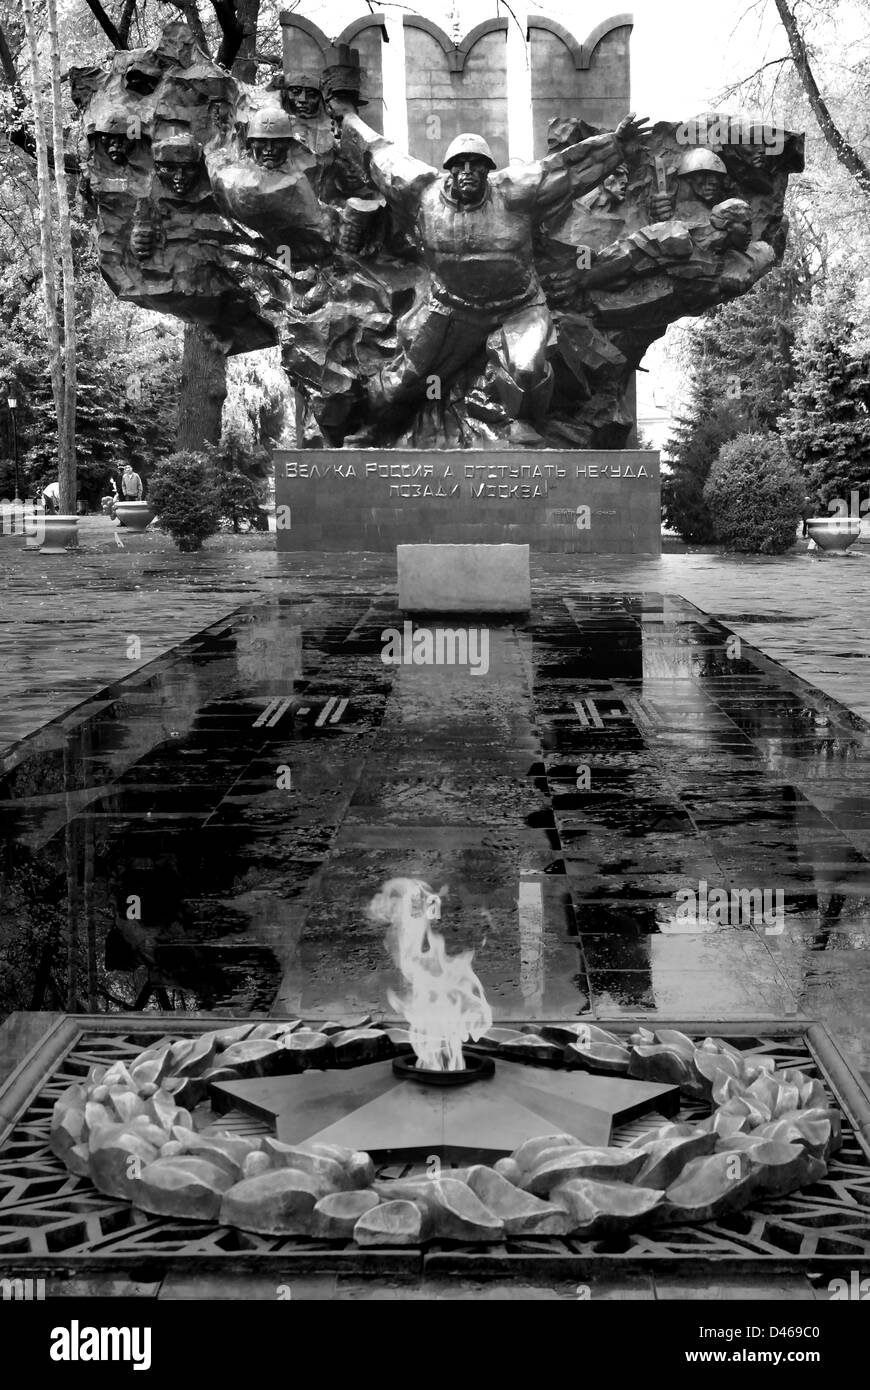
[397,543,531,613]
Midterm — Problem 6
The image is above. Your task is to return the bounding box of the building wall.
[278,11,634,157]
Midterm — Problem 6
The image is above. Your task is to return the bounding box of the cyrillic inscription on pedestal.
[274,449,661,554]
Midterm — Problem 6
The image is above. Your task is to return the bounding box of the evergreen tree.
[662,248,811,542]
[0,276,180,507]
[779,278,870,510]
[662,386,745,543]
[205,427,271,532]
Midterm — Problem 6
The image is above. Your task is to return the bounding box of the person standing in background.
[121,464,143,500]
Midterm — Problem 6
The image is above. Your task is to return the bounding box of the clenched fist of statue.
[326,95,356,139]
[130,223,155,259]
[539,264,584,308]
[649,191,675,220]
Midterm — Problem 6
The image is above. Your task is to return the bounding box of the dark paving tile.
[642,729,758,751]
[197,824,336,872]
[345,777,550,827]
[684,797,834,829]
[331,822,563,859]
[589,970,657,1011]
[558,826,714,859]
[562,866,724,901]
[81,786,226,815]
[568,899,680,935]
[207,753,364,826]
[556,800,697,834]
[539,725,648,754]
[544,754,663,783]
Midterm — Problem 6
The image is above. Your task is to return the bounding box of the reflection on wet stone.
[1,593,870,1073]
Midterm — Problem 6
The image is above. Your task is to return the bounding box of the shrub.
[147,451,222,552]
[215,466,265,531]
[703,432,804,555]
[203,433,270,532]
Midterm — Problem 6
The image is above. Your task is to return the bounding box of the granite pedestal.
[398,544,531,613]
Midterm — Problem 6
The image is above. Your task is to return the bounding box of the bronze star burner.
[390,1053,495,1086]
[210,1056,680,1163]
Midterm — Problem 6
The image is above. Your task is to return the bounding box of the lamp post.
[6,394,20,503]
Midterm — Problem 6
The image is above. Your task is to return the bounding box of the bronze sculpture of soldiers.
[336,109,651,423]
[576,197,774,325]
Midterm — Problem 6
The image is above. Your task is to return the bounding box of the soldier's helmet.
[152,135,202,165]
[283,70,321,90]
[247,107,296,141]
[443,133,496,170]
[677,147,727,178]
[91,111,131,137]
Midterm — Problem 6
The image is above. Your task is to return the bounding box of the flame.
[369,877,492,1071]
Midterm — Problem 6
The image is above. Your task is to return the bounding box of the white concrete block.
[397,544,530,612]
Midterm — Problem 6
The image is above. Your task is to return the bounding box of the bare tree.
[47,0,77,515]
[772,0,870,197]
[0,15,18,86]
[82,0,125,49]
[21,0,66,506]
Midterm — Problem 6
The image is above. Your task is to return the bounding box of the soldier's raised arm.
[526,113,653,211]
[340,111,437,224]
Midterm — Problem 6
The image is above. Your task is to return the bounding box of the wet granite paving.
[2,581,870,1081]
[3,523,870,751]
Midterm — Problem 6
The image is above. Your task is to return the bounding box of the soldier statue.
[245,107,297,170]
[335,109,651,423]
[651,147,729,221]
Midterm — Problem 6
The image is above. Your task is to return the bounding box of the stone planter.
[24,513,43,550]
[39,515,78,553]
[806,517,862,552]
[115,501,154,531]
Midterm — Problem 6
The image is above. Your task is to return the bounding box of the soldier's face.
[101,135,130,165]
[604,169,629,203]
[286,86,321,117]
[745,148,768,170]
[449,158,490,204]
[726,216,753,251]
[249,138,290,170]
[155,161,200,196]
[688,171,725,204]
